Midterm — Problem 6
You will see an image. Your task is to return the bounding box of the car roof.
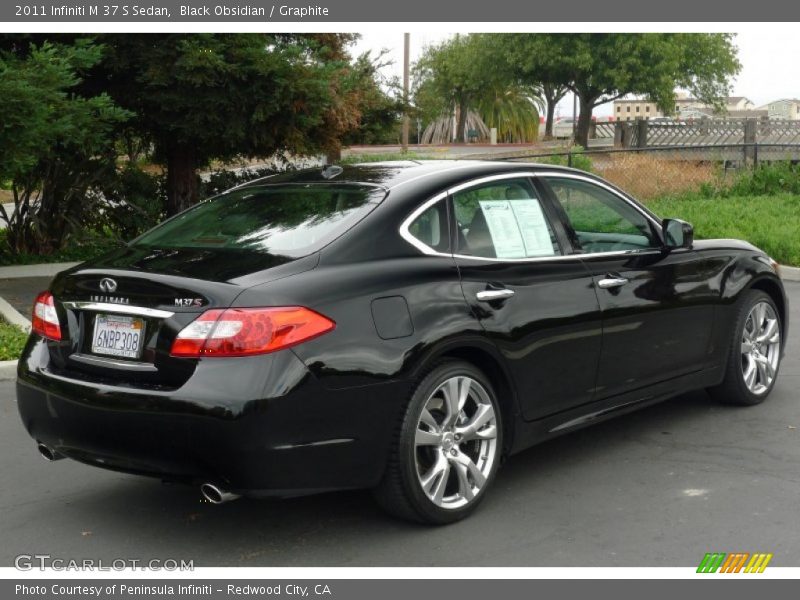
[238,160,585,193]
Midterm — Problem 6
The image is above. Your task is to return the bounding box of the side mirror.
[663,218,694,249]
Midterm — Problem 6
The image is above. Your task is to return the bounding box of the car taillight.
[170,307,335,358]
[31,291,62,340]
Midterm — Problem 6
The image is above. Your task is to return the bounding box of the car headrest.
[465,208,496,258]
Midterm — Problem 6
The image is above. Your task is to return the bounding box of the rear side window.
[133,184,385,258]
[452,178,560,259]
[407,200,450,253]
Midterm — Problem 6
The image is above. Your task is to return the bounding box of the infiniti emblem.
[99,278,118,293]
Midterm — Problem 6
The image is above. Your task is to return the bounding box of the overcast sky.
[353,31,796,117]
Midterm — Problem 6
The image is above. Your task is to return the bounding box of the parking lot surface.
[2,283,798,567]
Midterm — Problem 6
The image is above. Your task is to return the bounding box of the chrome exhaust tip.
[37,443,64,462]
[200,482,240,505]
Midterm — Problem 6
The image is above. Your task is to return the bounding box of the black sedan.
[16,161,787,524]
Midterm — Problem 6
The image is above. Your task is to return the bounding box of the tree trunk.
[575,94,594,148]
[544,100,556,139]
[166,142,198,216]
[455,97,469,143]
[543,84,564,139]
[326,144,342,164]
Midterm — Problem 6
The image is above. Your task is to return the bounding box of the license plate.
[91,314,145,359]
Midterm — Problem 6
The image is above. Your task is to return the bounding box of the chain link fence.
[493,144,800,200]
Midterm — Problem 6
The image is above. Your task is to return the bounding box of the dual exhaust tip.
[37,443,239,505]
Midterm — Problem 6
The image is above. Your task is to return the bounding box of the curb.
[0,296,31,332]
[0,360,17,382]
[0,262,80,279]
[780,265,800,282]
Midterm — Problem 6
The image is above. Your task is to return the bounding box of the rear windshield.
[132,184,385,258]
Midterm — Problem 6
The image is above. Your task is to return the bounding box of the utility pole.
[572,92,577,142]
[402,33,410,154]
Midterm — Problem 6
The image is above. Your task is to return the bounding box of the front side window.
[544,177,658,254]
[452,178,560,259]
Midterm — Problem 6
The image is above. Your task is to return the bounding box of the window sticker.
[478,199,555,258]
[509,199,556,256]
[478,200,526,258]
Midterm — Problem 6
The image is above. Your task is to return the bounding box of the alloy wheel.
[413,375,499,509]
[740,301,781,395]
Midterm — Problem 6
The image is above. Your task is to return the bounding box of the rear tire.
[708,290,782,406]
[373,360,503,524]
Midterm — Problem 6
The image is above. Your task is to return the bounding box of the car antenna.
[321,165,344,180]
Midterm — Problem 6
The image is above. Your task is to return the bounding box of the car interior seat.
[464,206,496,258]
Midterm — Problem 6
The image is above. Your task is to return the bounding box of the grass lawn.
[0,318,27,361]
[644,193,800,267]
[339,151,441,164]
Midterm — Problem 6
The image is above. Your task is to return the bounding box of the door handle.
[476,288,515,302]
[597,276,629,289]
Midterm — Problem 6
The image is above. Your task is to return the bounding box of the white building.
[613,94,757,121]
[612,98,663,121]
[675,94,755,115]
[757,99,800,120]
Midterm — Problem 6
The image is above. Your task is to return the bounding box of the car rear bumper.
[16,338,409,496]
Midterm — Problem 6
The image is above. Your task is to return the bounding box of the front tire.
[374,360,503,524]
[709,289,782,406]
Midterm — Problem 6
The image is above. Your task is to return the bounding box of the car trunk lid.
[45,249,319,389]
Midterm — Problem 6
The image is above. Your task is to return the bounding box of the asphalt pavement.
[1,283,798,568]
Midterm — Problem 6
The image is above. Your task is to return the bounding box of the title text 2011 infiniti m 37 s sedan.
[16,161,788,524]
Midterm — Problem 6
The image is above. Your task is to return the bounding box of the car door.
[449,173,603,421]
[538,173,719,400]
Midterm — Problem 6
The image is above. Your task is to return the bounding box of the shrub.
[0,319,28,361]
[99,166,166,240]
[539,146,593,173]
[726,161,800,197]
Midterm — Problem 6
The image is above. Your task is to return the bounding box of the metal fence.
[611,118,800,149]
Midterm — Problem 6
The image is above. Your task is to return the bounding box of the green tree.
[0,39,130,253]
[414,34,506,143]
[505,33,740,147]
[341,51,404,146]
[94,34,360,215]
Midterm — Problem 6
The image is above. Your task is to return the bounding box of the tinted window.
[133,184,384,258]
[452,178,560,259]
[408,200,449,253]
[545,177,658,254]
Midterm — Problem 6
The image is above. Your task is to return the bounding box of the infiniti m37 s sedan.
[16,161,787,524]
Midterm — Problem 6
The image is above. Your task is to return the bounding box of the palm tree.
[419,84,544,145]
[476,84,544,143]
